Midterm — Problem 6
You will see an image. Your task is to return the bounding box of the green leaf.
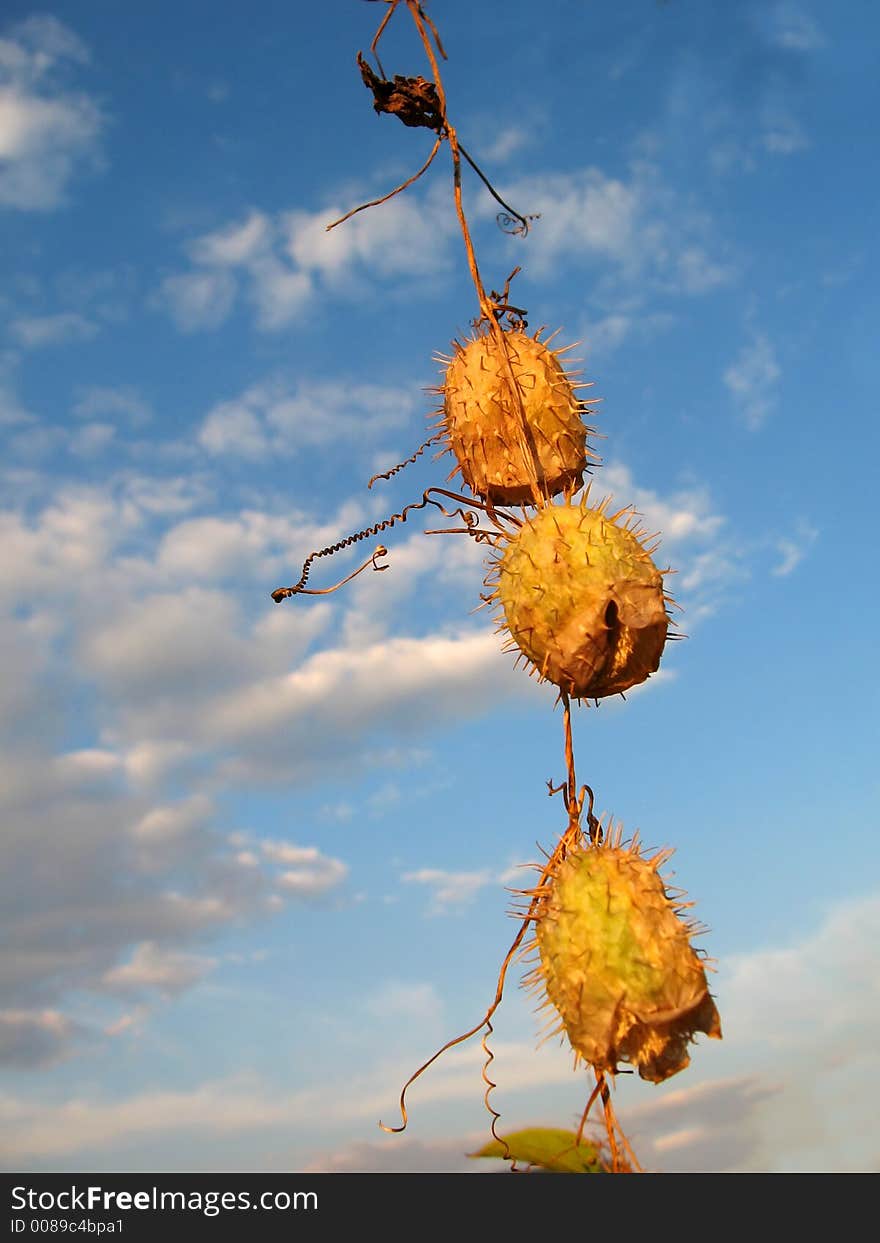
[468,1127,603,1173]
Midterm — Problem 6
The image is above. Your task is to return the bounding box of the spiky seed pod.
[491,496,672,700]
[526,826,721,1083]
[438,327,595,506]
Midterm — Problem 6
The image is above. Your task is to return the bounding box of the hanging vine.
[271,0,721,1173]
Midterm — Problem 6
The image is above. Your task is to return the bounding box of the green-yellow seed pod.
[528,827,721,1083]
[491,496,672,700]
[438,327,595,506]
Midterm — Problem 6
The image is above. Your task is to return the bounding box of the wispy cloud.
[401,867,495,914]
[0,473,530,1056]
[198,376,417,461]
[0,382,36,426]
[260,840,349,899]
[72,385,153,426]
[0,15,105,210]
[158,158,732,339]
[156,269,237,333]
[0,1009,86,1069]
[759,106,808,155]
[599,462,725,547]
[491,160,735,295]
[723,334,781,428]
[157,186,456,333]
[474,124,530,164]
[364,981,443,1025]
[9,311,98,347]
[101,943,217,997]
[772,519,818,576]
[721,892,880,1053]
[762,3,825,53]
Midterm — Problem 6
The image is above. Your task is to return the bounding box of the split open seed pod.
[488,494,674,700]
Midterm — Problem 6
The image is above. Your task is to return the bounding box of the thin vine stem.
[325,136,442,232]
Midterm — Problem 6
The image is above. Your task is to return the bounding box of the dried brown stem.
[405,4,546,506]
[325,136,442,232]
[561,691,578,824]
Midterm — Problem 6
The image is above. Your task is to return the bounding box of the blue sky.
[1,0,878,1173]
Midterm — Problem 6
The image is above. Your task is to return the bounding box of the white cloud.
[155,510,305,580]
[202,631,524,782]
[493,161,735,298]
[260,840,349,898]
[364,981,443,1024]
[582,312,632,355]
[162,209,314,331]
[9,311,98,347]
[721,893,880,1054]
[709,104,808,173]
[197,401,269,458]
[119,473,213,519]
[72,385,152,426]
[0,1076,299,1160]
[677,548,742,595]
[0,16,104,210]
[0,1008,83,1068]
[0,1040,569,1165]
[158,184,455,333]
[198,378,417,462]
[622,1075,779,1172]
[401,867,495,914]
[79,587,251,699]
[101,942,217,997]
[476,124,529,164]
[723,334,781,428]
[54,748,122,785]
[0,382,36,426]
[131,794,213,845]
[122,739,192,789]
[283,187,453,281]
[367,782,401,817]
[69,422,115,456]
[760,107,808,155]
[764,3,825,52]
[157,269,237,332]
[305,1135,477,1174]
[0,490,370,1028]
[0,476,524,1037]
[675,245,731,294]
[580,307,677,360]
[772,519,818,576]
[245,255,312,329]
[502,167,637,268]
[189,210,272,266]
[599,462,724,548]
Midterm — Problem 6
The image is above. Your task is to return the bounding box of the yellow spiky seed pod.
[490,495,673,700]
[526,825,721,1083]
[438,327,595,506]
